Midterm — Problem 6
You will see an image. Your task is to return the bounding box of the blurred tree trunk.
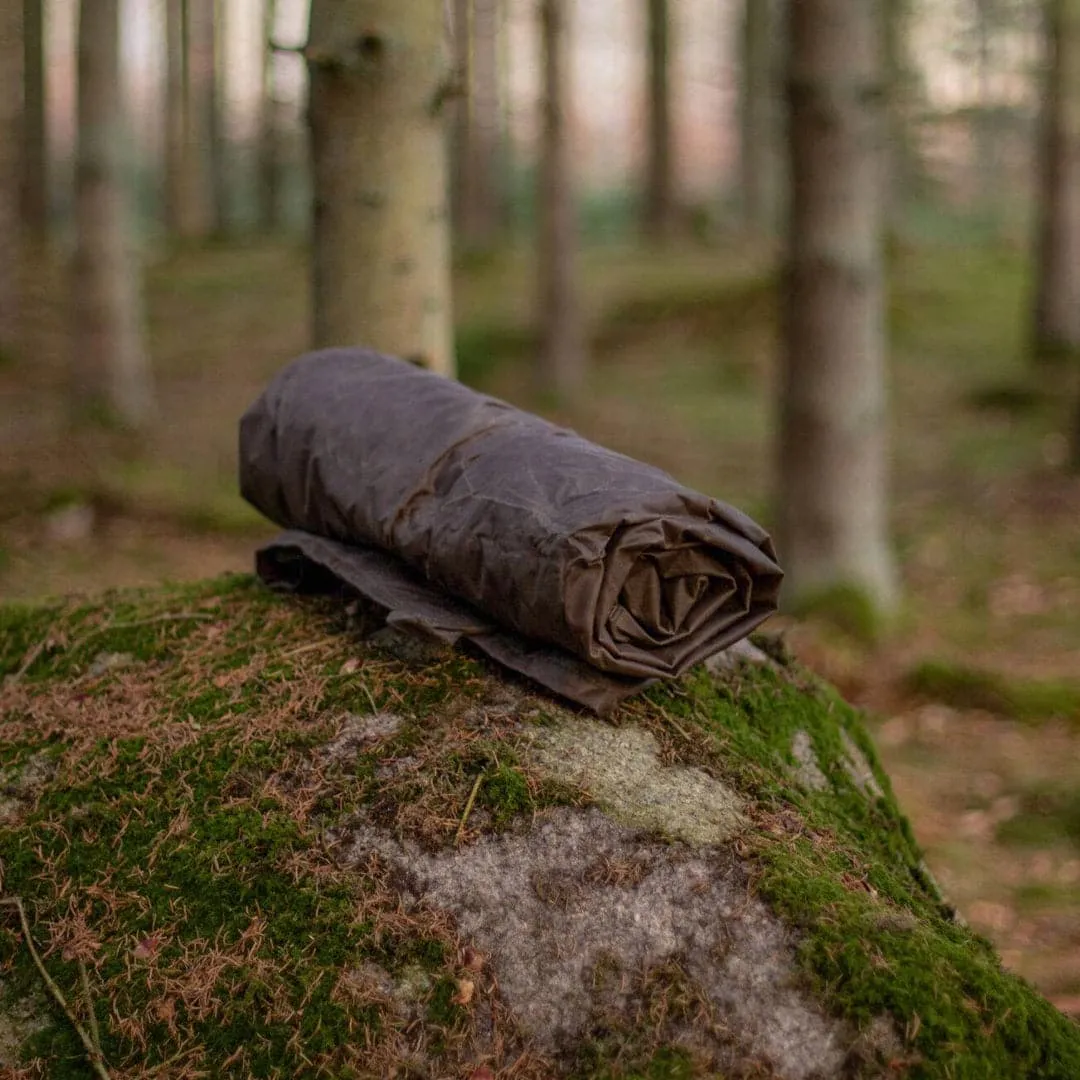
[1032,0,1080,367]
[884,0,912,239]
[209,0,229,235]
[257,0,281,231]
[71,0,154,429]
[1072,389,1080,470]
[187,0,219,237]
[0,1,22,356]
[739,0,777,235]
[307,0,454,376]
[644,0,674,243]
[453,0,505,252]
[778,0,897,616]
[973,0,999,212]
[165,0,195,236]
[22,0,48,244]
[538,0,584,398]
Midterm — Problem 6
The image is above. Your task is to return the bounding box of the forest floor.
[1,234,1078,1014]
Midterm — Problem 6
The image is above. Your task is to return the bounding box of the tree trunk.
[1032,0,1080,366]
[1072,381,1080,470]
[453,0,505,252]
[739,0,777,235]
[537,0,584,399]
[257,0,281,231]
[209,0,229,235]
[186,0,219,237]
[0,1,22,354]
[71,0,154,429]
[21,0,48,244]
[777,0,897,616]
[973,0,998,212]
[307,0,454,376]
[883,0,912,240]
[643,0,674,243]
[164,0,193,236]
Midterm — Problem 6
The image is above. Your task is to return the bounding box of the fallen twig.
[8,636,49,685]
[78,957,103,1059]
[0,896,111,1080]
[456,773,485,845]
[279,638,337,659]
[362,683,380,715]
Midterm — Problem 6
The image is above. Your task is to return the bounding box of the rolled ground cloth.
[239,348,783,712]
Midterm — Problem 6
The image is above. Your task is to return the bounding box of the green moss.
[5,726,382,1077]
[905,660,1080,725]
[4,576,1080,1076]
[476,762,534,826]
[571,1044,699,1080]
[644,666,1080,1079]
[0,576,476,1077]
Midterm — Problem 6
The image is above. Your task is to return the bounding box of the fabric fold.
[240,348,783,712]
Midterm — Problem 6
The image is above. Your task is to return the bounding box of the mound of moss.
[1,575,1078,1078]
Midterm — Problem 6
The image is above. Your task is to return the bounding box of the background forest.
[1,0,1079,1024]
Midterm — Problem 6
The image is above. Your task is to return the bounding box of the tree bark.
[71,0,154,429]
[1032,0,1080,366]
[777,0,897,615]
[186,0,219,237]
[209,0,229,235]
[1072,381,1080,470]
[21,0,48,244]
[973,0,998,211]
[165,0,193,236]
[453,0,505,251]
[538,0,585,399]
[883,0,912,239]
[739,0,777,235]
[0,0,22,354]
[307,0,455,376]
[257,0,281,231]
[643,0,674,244]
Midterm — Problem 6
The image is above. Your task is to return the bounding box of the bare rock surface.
[335,807,849,1078]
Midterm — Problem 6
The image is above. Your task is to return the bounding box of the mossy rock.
[1,575,1078,1078]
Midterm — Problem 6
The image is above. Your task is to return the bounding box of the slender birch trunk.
[777,0,897,615]
[307,0,455,376]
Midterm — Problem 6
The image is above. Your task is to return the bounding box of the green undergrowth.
[905,659,1080,726]
[786,582,890,645]
[2,574,1079,1077]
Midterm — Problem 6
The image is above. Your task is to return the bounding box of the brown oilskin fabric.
[239,348,783,713]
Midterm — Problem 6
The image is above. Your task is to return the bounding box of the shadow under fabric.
[239,348,783,713]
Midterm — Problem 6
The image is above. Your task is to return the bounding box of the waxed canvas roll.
[239,348,783,711]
